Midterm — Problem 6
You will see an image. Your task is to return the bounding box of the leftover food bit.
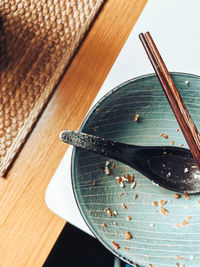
[149,264,153,267]
[176,128,180,132]
[113,210,118,216]
[149,223,154,228]
[119,181,125,188]
[179,143,184,147]
[160,207,168,216]
[119,192,124,197]
[121,202,127,209]
[131,181,136,189]
[171,140,175,145]
[126,215,132,221]
[159,200,167,206]
[159,199,168,216]
[153,201,158,207]
[112,241,120,250]
[93,126,99,132]
[174,223,180,228]
[116,176,125,188]
[112,163,116,169]
[176,255,184,260]
[134,194,138,199]
[174,193,181,199]
[123,247,129,250]
[113,222,118,226]
[102,223,107,227]
[125,231,132,240]
[184,193,190,200]
[182,220,189,226]
[126,173,135,183]
[105,207,113,216]
[133,113,140,122]
[187,216,192,220]
[160,132,168,139]
[104,161,112,175]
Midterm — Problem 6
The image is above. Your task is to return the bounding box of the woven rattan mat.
[0,0,105,177]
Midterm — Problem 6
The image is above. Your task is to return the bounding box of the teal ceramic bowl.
[71,73,200,267]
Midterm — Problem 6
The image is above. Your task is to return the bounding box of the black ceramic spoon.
[60,130,200,194]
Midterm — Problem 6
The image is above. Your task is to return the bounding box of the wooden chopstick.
[139,32,200,169]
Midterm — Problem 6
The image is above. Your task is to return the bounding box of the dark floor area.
[43,223,126,267]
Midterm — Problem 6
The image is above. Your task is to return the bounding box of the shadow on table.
[43,223,128,267]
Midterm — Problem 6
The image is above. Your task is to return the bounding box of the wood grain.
[0,0,147,266]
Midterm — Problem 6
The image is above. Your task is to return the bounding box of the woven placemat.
[0,0,105,177]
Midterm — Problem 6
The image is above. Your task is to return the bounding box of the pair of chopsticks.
[139,32,200,169]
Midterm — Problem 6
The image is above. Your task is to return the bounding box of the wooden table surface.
[0,0,147,266]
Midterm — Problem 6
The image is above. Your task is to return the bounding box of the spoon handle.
[60,130,137,165]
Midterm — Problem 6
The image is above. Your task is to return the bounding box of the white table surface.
[45,0,200,236]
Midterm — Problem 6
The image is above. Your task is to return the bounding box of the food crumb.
[112,241,120,250]
[184,167,189,173]
[160,200,167,206]
[180,144,184,147]
[113,222,118,226]
[121,202,127,209]
[123,247,129,250]
[149,264,153,267]
[176,129,179,132]
[119,192,124,197]
[102,223,107,227]
[174,223,180,228]
[119,181,125,188]
[131,181,136,189]
[150,223,154,228]
[104,166,111,175]
[160,207,168,216]
[126,216,132,221]
[184,193,190,200]
[153,201,158,207]
[112,163,116,169]
[134,113,140,122]
[182,220,189,226]
[105,208,113,216]
[125,231,132,240]
[171,140,175,145]
[174,193,181,199]
[160,133,168,139]
[176,255,184,260]
[127,173,135,183]
[187,216,192,220]
[113,210,118,216]
[134,194,138,199]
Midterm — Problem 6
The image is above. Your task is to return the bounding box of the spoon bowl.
[60,130,200,193]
